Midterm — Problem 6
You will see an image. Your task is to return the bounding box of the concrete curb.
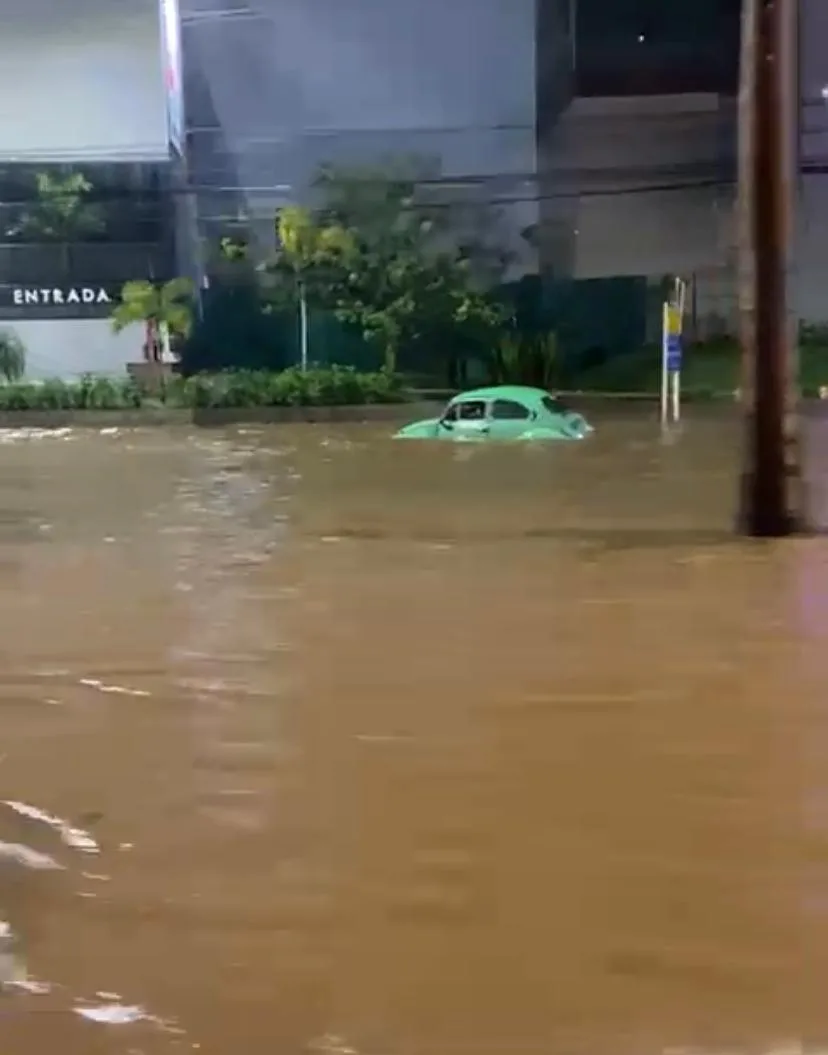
[0,401,442,430]
[5,392,827,429]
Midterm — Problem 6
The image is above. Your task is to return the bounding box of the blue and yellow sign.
[663,303,683,373]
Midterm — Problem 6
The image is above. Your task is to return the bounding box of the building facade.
[0,0,180,378]
[175,0,825,343]
[179,0,746,332]
[536,0,741,337]
[797,0,828,323]
[543,0,828,330]
[180,0,540,270]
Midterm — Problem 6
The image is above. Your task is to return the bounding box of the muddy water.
[2,410,828,1054]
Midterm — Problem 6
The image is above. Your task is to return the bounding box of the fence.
[182,273,654,384]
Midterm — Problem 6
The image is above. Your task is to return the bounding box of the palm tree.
[110,278,195,362]
[0,329,26,382]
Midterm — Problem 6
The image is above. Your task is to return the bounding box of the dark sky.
[577,0,741,40]
[574,0,742,94]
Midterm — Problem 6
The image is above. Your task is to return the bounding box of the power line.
[0,176,736,216]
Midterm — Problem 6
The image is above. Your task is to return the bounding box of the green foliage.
[219,236,249,262]
[572,335,828,395]
[0,329,26,382]
[165,366,408,408]
[111,278,195,337]
[0,368,408,412]
[111,278,196,360]
[799,322,828,348]
[6,171,104,241]
[0,375,141,410]
[487,332,559,388]
[261,160,506,373]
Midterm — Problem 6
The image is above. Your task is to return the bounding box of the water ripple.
[2,801,99,854]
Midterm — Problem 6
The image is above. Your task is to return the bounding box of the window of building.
[0,162,176,288]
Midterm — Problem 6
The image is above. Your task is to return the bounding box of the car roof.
[451,385,550,404]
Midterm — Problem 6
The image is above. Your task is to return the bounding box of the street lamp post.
[737,0,809,535]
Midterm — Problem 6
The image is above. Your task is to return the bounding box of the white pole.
[671,368,680,422]
[298,282,309,371]
[660,301,669,424]
[674,278,686,423]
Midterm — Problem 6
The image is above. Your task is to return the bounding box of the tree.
[0,329,26,382]
[263,205,356,370]
[219,235,249,262]
[110,278,195,362]
[6,171,104,241]
[261,161,506,375]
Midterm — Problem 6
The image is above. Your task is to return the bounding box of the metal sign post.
[660,278,686,425]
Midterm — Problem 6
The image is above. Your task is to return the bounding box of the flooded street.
[2,408,828,1054]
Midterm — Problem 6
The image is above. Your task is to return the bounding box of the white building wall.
[0,0,169,161]
[540,94,734,279]
[2,321,139,380]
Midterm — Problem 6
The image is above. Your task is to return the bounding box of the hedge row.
[0,367,410,411]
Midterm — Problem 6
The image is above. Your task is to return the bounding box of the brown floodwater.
[2,407,828,1055]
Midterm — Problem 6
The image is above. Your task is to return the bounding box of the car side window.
[491,398,531,420]
[441,404,459,423]
[456,400,486,421]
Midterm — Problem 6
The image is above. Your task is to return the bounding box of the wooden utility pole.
[737,0,809,535]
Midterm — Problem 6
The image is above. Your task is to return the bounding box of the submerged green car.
[395,385,593,442]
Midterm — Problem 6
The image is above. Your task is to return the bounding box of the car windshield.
[542,395,570,414]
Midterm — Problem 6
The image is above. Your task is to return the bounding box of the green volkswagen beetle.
[395,385,593,442]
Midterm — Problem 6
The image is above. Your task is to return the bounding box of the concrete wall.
[0,0,169,162]
[2,320,138,380]
[537,94,735,279]
[796,179,828,324]
[544,1,828,329]
[800,0,828,166]
[798,0,828,323]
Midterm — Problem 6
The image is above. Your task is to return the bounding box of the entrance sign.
[10,286,112,307]
[0,285,118,318]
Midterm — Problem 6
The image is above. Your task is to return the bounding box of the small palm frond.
[0,329,26,382]
[110,280,160,333]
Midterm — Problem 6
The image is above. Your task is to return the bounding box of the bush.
[0,375,142,410]
[162,366,408,408]
[570,337,828,394]
[0,367,410,411]
[487,333,559,388]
